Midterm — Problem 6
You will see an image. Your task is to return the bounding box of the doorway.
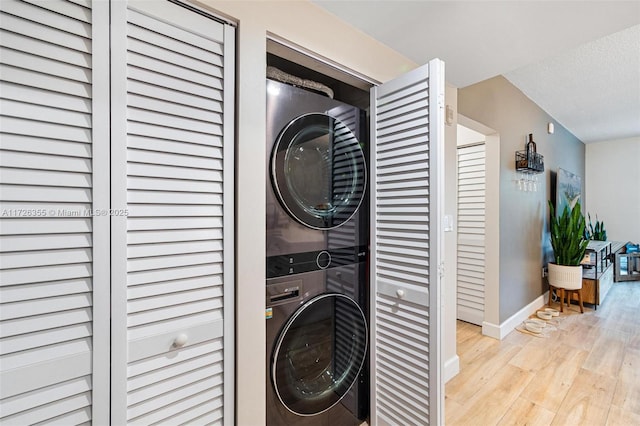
[455,115,500,338]
[456,128,486,326]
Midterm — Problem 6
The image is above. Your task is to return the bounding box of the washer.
[265,79,369,425]
[266,264,368,426]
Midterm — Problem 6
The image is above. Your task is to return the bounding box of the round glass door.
[271,113,366,230]
[271,293,368,416]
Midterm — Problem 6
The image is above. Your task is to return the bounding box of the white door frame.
[457,115,500,337]
[91,1,112,423]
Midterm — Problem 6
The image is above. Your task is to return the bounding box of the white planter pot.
[548,263,583,290]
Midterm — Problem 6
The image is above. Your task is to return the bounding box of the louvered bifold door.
[0,0,110,424]
[456,143,486,326]
[110,1,235,424]
[369,59,445,426]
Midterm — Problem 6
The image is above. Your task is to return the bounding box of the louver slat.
[1,0,91,37]
[0,11,91,53]
[0,1,98,423]
[371,60,444,425]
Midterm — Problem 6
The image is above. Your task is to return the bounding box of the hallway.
[445,281,640,425]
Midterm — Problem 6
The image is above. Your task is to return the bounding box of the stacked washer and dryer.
[265,78,369,425]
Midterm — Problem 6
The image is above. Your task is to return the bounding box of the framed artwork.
[556,168,581,214]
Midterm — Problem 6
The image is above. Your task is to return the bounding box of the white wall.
[457,123,485,146]
[586,136,640,243]
[196,1,417,424]
[459,76,585,323]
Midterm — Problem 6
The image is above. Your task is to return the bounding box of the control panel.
[267,246,367,278]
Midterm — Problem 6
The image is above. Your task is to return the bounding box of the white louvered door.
[0,0,110,424]
[110,1,234,424]
[456,143,486,325]
[370,59,445,425]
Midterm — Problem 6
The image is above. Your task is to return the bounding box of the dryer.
[265,79,369,425]
[266,79,368,279]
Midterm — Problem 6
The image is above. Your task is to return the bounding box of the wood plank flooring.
[445,281,640,426]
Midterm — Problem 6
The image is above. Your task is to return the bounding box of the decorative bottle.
[526,133,536,157]
[526,133,537,168]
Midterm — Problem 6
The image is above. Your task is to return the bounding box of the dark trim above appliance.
[267,246,367,278]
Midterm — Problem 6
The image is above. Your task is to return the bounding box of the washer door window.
[272,293,368,416]
[271,113,366,230]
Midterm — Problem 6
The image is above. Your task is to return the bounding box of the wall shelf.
[515,150,544,173]
[515,133,544,174]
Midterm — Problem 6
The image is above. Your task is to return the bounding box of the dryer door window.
[271,113,366,230]
[272,293,367,416]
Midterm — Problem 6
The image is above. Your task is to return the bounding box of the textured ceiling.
[504,25,640,143]
[312,1,640,144]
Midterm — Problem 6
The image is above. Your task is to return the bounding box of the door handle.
[269,287,300,303]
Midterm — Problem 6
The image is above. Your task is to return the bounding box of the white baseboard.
[482,291,549,340]
[444,355,460,382]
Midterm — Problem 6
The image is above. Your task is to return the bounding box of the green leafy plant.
[584,213,607,241]
[549,200,589,266]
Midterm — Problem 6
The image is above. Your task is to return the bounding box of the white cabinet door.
[369,59,445,425]
[0,1,234,423]
[110,1,235,424]
[0,0,110,423]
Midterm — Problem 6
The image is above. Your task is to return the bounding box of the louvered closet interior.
[0,1,235,424]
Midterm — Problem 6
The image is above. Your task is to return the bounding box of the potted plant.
[548,200,588,292]
[584,213,607,241]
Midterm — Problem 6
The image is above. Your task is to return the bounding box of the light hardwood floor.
[445,281,640,426]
